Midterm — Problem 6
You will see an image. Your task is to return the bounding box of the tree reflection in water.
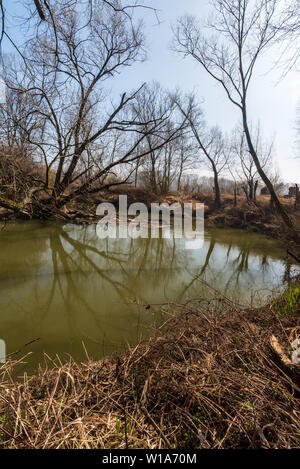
[0,221,297,372]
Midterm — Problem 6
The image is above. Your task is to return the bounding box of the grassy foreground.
[0,281,299,449]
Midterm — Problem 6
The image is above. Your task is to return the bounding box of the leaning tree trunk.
[0,194,30,217]
[0,194,71,220]
[242,112,300,243]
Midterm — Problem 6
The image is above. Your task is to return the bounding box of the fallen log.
[0,194,30,217]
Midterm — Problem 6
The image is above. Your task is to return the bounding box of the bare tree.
[0,2,180,218]
[274,0,300,71]
[0,74,46,207]
[231,124,272,202]
[175,134,196,191]
[33,0,46,20]
[173,93,229,208]
[0,1,157,54]
[268,169,286,197]
[131,83,188,195]
[174,0,300,241]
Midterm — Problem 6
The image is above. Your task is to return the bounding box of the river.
[0,221,298,373]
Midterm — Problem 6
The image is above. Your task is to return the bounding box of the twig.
[139,404,172,449]
[287,250,300,264]
[0,425,36,449]
[7,338,40,358]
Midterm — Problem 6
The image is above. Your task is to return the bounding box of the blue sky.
[2,0,300,183]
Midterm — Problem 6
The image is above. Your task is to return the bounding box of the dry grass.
[0,288,299,450]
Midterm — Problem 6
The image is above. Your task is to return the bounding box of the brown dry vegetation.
[1,177,299,238]
[56,186,300,257]
[0,146,42,202]
[2,184,299,259]
[205,194,299,238]
[62,187,300,232]
[0,281,299,450]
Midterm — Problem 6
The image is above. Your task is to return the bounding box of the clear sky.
[3,0,300,183]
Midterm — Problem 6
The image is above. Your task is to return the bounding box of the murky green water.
[0,221,298,373]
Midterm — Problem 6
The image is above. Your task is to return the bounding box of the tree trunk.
[248,179,253,200]
[294,184,299,209]
[212,165,221,209]
[234,183,237,207]
[177,158,183,191]
[0,194,30,217]
[0,195,71,220]
[242,111,300,243]
[254,180,258,201]
[242,185,249,203]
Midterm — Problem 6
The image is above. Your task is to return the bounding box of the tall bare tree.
[174,0,299,241]
[173,93,229,208]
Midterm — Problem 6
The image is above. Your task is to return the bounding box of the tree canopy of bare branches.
[0,1,183,217]
[230,123,273,201]
[172,93,229,208]
[274,0,300,71]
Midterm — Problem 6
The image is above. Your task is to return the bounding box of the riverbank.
[2,187,299,263]
[0,280,299,449]
[72,188,300,259]
[1,186,299,242]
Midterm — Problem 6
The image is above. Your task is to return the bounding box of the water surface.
[0,221,297,373]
